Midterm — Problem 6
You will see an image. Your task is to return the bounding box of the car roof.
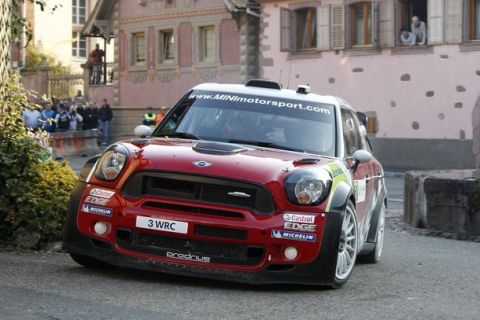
[192,83,354,110]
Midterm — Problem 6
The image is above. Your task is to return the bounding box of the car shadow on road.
[64,264,337,292]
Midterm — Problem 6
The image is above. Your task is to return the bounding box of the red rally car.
[63,80,387,288]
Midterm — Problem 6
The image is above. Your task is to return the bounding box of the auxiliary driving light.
[284,247,298,260]
[94,221,108,235]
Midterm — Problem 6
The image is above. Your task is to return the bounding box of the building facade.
[259,0,480,170]
[83,0,260,138]
[10,0,112,73]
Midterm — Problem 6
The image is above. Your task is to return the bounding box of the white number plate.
[135,216,188,234]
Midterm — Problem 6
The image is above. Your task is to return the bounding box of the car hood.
[124,138,336,185]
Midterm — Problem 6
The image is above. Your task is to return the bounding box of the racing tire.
[331,200,358,288]
[69,252,115,269]
[360,201,386,264]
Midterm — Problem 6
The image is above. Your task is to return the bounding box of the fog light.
[94,221,108,235]
[284,246,298,260]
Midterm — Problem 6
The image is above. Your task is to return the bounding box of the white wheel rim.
[375,203,386,258]
[335,206,358,280]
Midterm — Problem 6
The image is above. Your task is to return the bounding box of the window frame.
[349,1,374,48]
[159,29,175,64]
[294,7,318,51]
[132,31,146,66]
[72,31,87,59]
[198,25,216,62]
[72,0,87,26]
[468,0,480,41]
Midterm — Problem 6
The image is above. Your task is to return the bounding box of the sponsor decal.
[84,195,109,206]
[136,216,188,234]
[331,167,343,178]
[166,252,210,263]
[271,230,316,242]
[284,222,316,232]
[354,179,367,203]
[81,204,112,216]
[89,188,115,199]
[283,213,315,224]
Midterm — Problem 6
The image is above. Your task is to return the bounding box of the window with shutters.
[468,0,480,40]
[132,32,146,65]
[396,0,428,46]
[349,2,373,46]
[295,8,317,50]
[72,0,87,26]
[72,32,86,58]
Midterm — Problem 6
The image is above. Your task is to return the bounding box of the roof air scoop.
[193,141,248,155]
[245,79,282,90]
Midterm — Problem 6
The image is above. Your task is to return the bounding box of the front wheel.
[332,200,358,288]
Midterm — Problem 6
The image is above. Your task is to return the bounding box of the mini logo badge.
[193,161,212,167]
[227,191,251,198]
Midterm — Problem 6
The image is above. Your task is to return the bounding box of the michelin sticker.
[81,204,113,217]
[271,230,316,242]
[354,179,367,203]
[90,188,115,199]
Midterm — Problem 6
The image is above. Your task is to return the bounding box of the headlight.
[284,168,332,206]
[95,144,129,181]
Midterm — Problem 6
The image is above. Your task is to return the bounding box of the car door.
[340,108,376,245]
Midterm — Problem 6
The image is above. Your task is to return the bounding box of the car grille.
[122,171,275,214]
[116,229,264,266]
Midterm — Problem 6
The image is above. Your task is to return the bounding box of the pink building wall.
[260,2,480,142]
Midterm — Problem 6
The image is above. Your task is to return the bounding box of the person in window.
[400,28,415,46]
[411,16,427,46]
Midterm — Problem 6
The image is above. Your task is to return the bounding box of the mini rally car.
[63,80,386,288]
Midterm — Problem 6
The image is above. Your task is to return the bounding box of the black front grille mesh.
[122,172,275,214]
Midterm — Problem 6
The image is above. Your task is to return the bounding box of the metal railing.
[47,70,83,99]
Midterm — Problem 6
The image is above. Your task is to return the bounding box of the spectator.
[155,106,169,124]
[68,105,83,130]
[41,102,57,133]
[411,16,427,46]
[55,103,71,132]
[22,106,43,131]
[82,103,99,130]
[400,28,415,46]
[90,44,105,84]
[143,106,157,131]
[99,99,113,146]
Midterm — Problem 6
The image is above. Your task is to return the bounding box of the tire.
[331,200,358,288]
[69,252,115,269]
[361,201,386,264]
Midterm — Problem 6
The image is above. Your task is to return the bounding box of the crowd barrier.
[49,129,101,159]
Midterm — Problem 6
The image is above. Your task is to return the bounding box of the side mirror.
[352,149,373,163]
[356,112,368,127]
[134,125,153,138]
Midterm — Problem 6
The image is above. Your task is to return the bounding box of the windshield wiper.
[160,132,202,140]
[228,139,305,153]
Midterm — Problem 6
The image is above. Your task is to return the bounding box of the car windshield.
[154,90,336,156]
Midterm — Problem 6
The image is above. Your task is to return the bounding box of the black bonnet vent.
[193,142,247,155]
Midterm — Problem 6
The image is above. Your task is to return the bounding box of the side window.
[341,109,361,156]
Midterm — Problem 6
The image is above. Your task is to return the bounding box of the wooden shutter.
[428,0,445,44]
[280,8,292,52]
[445,0,463,43]
[317,5,331,50]
[378,0,395,48]
[331,5,345,49]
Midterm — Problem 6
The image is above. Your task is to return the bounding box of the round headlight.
[285,168,332,206]
[96,145,129,181]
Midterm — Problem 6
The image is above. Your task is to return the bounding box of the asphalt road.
[1,228,479,320]
[2,160,477,320]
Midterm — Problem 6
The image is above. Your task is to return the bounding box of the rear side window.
[341,109,361,156]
